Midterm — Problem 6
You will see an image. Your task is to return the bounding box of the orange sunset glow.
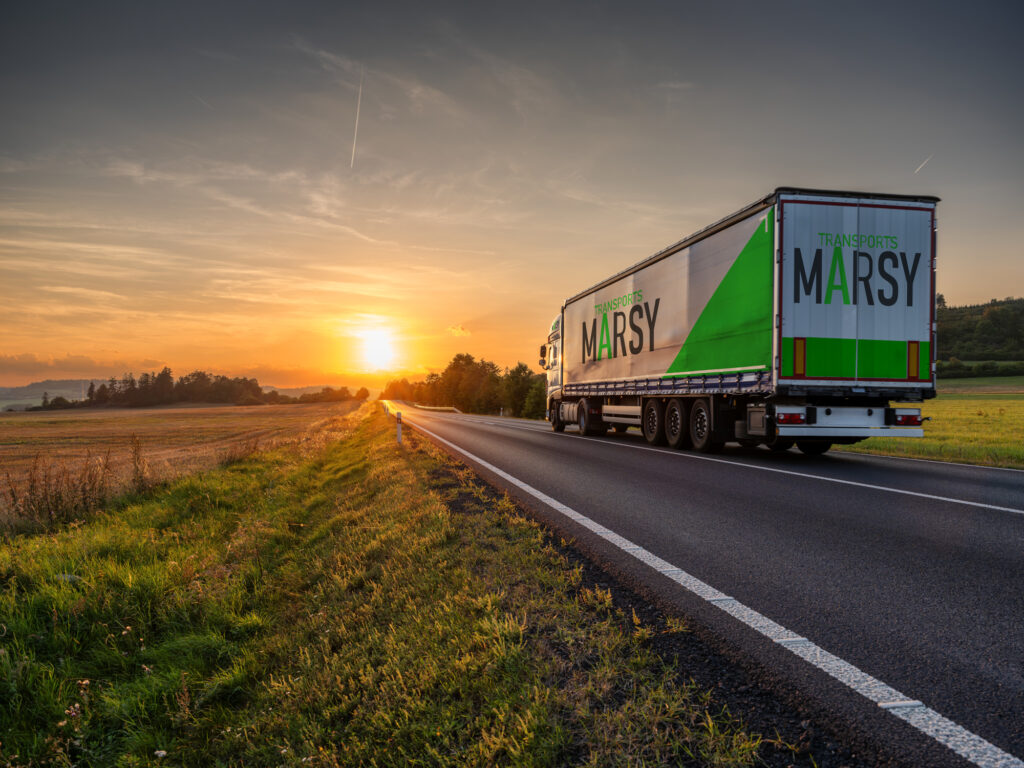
[2,4,1022,390]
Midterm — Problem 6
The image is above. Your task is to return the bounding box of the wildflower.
[142,664,153,675]
[154,749,167,758]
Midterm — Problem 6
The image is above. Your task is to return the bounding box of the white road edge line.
[402,415,1024,768]
[833,450,1024,474]
[418,410,1024,516]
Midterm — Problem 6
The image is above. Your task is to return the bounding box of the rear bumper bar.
[777,426,924,438]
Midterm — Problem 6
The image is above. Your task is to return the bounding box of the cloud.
[447,324,471,337]
[38,285,127,302]
[650,80,696,107]
[653,80,695,91]
[294,37,465,118]
[0,353,168,385]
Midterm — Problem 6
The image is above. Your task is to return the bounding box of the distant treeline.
[937,296,1024,365]
[380,354,546,418]
[31,368,370,410]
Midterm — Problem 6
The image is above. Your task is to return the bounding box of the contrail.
[350,66,364,169]
[189,91,214,111]
[914,153,933,174]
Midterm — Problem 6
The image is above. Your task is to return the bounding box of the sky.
[2,1,1022,388]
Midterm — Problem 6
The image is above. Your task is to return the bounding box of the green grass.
[936,375,1024,393]
[1,405,766,766]
[835,394,1024,468]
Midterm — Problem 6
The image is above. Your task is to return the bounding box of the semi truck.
[538,187,939,454]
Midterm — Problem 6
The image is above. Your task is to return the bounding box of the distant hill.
[0,379,103,411]
[261,384,335,397]
[937,297,1024,361]
[1,379,372,411]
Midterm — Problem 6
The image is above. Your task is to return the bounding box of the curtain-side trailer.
[538,187,939,455]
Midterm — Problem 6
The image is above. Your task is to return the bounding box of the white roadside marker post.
[396,411,402,445]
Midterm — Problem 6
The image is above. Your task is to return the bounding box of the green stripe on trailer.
[664,211,774,376]
[782,337,931,380]
[857,339,931,379]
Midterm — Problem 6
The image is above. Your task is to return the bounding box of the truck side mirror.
[538,358,546,368]
[539,344,547,359]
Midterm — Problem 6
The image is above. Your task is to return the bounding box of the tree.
[120,373,137,405]
[355,387,370,401]
[380,378,415,401]
[522,375,547,419]
[501,363,535,417]
[87,382,96,402]
[154,367,174,404]
[936,293,946,308]
[41,391,49,407]
[176,370,212,402]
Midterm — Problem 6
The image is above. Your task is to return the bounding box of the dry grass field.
[834,393,1024,468]
[0,401,362,528]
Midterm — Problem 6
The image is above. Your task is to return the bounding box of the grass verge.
[1,405,766,766]
[936,375,1024,393]
[835,394,1024,468]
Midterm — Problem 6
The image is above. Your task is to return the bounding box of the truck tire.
[767,436,794,452]
[797,440,832,456]
[642,399,667,445]
[689,398,722,453]
[577,399,606,436]
[665,398,690,449]
[550,403,565,432]
[577,398,590,435]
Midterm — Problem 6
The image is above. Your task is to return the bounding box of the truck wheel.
[550,403,565,432]
[642,399,667,445]
[578,399,606,436]
[665,398,690,449]
[689,398,722,453]
[577,398,590,435]
[797,440,832,456]
[767,436,794,452]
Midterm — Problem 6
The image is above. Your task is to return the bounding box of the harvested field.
[0,401,362,528]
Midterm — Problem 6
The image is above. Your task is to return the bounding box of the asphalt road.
[388,403,1024,768]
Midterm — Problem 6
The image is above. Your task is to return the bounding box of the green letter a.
[825,246,850,305]
[598,313,612,361]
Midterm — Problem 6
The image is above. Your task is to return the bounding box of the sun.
[360,328,397,371]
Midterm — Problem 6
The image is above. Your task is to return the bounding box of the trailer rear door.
[776,192,936,391]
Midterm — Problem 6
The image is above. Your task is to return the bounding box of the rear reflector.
[793,337,807,377]
[895,414,923,426]
[776,412,806,425]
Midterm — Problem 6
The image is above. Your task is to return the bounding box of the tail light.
[776,412,806,425]
[895,413,922,426]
